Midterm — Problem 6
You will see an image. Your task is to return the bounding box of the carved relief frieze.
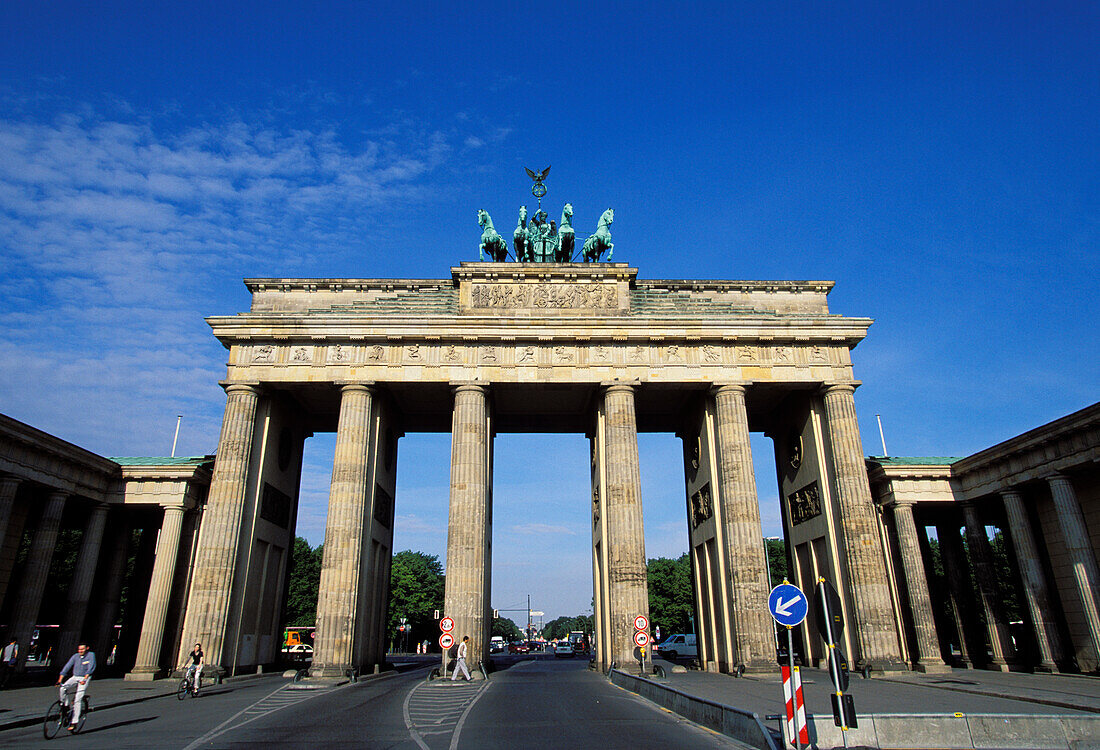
[691,484,713,529]
[809,345,829,363]
[736,344,756,362]
[591,344,612,364]
[469,281,619,310]
[552,345,575,364]
[701,344,722,364]
[626,344,648,364]
[290,346,313,364]
[480,345,500,363]
[366,344,386,363]
[251,345,276,364]
[328,344,353,364]
[788,480,823,525]
[404,343,423,362]
[773,345,792,363]
[515,345,537,365]
[592,486,601,525]
[664,344,684,363]
[442,345,462,364]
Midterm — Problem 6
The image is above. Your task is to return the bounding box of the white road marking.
[404,680,490,750]
[181,682,329,750]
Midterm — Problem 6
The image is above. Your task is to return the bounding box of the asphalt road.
[3,658,743,749]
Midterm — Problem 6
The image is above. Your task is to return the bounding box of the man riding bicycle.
[57,643,95,731]
[185,642,204,695]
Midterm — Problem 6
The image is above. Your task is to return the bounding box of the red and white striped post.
[781,664,809,747]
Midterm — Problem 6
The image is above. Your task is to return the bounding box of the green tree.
[543,615,594,641]
[646,554,693,635]
[764,538,789,587]
[388,550,445,650]
[283,536,323,627]
[491,617,523,641]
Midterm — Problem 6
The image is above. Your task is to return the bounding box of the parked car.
[508,641,529,654]
[655,633,697,660]
[554,641,574,658]
[283,644,313,660]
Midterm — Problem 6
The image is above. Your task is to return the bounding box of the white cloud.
[509,523,577,536]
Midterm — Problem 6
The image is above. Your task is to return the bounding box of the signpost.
[633,614,650,675]
[439,617,455,678]
[768,582,809,749]
[815,578,857,731]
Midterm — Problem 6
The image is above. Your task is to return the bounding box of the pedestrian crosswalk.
[403,679,489,750]
[182,684,323,750]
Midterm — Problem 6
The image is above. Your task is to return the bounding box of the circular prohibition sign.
[440,617,455,633]
[439,633,455,650]
[633,630,650,648]
[633,615,649,632]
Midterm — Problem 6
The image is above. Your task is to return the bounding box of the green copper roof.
[110,456,214,466]
[867,456,963,465]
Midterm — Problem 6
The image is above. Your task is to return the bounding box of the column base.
[860,659,910,676]
[309,663,359,680]
[124,668,167,681]
[913,660,953,674]
[985,659,1012,673]
[1035,662,1060,674]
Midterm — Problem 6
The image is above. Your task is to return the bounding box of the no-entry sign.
[633,630,650,647]
[440,617,455,632]
[439,633,455,649]
[633,615,649,632]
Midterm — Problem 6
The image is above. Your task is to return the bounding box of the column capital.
[1046,473,1073,487]
[0,475,22,491]
[601,382,637,396]
[887,498,916,511]
[999,487,1025,501]
[161,503,187,516]
[710,382,749,397]
[821,381,862,396]
[451,382,488,395]
[220,381,261,395]
[336,382,376,394]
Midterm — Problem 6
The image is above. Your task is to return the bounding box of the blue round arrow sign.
[768,583,808,627]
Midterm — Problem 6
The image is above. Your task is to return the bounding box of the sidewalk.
[0,671,280,732]
[611,661,1100,750]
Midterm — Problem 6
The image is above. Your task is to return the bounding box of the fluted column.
[601,384,650,669]
[1048,474,1100,667]
[179,383,260,670]
[890,501,949,672]
[0,476,22,607]
[712,385,775,671]
[88,520,131,662]
[126,505,186,678]
[1001,488,1063,672]
[311,384,375,678]
[821,384,903,668]
[960,502,1015,670]
[57,503,110,660]
[937,522,976,667]
[443,385,492,671]
[10,490,67,670]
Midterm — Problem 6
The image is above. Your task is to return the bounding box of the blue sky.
[1,2,1097,624]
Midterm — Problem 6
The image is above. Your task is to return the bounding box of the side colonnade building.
[1,263,1096,681]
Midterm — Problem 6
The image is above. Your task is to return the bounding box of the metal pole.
[171,415,182,458]
[875,414,888,458]
[788,626,800,750]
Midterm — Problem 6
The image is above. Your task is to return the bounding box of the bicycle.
[43,695,90,739]
[177,666,200,700]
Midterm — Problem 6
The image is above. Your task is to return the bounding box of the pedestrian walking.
[0,637,18,688]
[451,636,471,681]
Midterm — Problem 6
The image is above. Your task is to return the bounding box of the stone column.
[1001,488,1063,672]
[443,385,492,671]
[937,522,976,668]
[960,502,1016,670]
[712,385,775,672]
[890,501,949,672]
[88,520,131,662]
[0,476,22,607]
[179,383,260,670]
[601,384,650,670]
[57,502,110,660]
[311,384,374,678]
[127,505,186,679]
[1048,474,1100,667]
[10,490,67,670]
[821,384,903,668]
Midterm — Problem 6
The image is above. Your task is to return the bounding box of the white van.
[655,633,697,660]
[489,636,505,653]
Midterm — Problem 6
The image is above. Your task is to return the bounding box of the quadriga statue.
[581,208,613,262]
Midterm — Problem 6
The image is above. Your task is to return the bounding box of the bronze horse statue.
[514,206,533,262]
[556,203,575,262]
[581,208,613,262]
[478,209,509,262]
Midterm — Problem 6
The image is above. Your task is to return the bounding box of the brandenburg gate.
[178,260,908,678]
